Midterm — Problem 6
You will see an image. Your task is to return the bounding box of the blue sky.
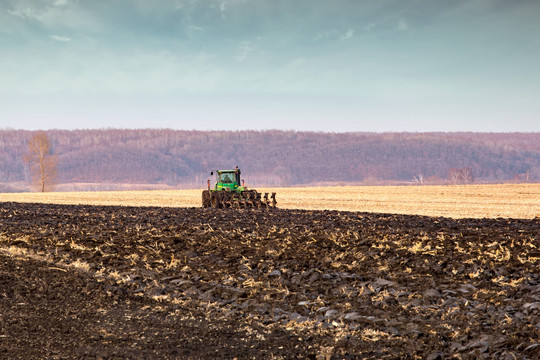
[1,0,539,132]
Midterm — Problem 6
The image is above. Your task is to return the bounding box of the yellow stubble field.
[1,183,539,219]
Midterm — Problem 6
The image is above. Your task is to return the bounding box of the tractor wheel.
[202,190,211,208]
[211,191,222,208]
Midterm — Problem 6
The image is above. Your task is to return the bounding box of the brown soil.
[1,202,538,359]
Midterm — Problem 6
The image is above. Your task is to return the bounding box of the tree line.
[0,129,539,191]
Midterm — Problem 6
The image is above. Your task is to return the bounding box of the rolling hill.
[1,129,539,191]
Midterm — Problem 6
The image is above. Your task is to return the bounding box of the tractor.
[202,167,277,208]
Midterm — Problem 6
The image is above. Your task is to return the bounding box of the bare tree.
[448,167,474,185]
[23,132,58,192]
[461,167,474,184]
[412,174,424,184]
[448,168,461,184]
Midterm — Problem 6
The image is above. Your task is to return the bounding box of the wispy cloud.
[234,40,254,62]
[52,0,70,6]
[397,19,409,31]
[189,25,204,32]
[6,0,77,28]
[8,7,42,20]
[364,23,376,32]
[341,29,354,40]
[7,0,70,20]
[219,0,227,19]
[313,29,338,41]
[315,28,355,41]
[50,34,71,42]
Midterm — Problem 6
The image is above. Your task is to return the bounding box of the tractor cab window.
[220,173,234,183]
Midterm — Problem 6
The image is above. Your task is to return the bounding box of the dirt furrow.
[1,202,538,359]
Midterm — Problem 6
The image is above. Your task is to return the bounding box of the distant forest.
[1,129,539,191]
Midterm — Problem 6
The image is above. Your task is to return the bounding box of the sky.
[0,0,539,132]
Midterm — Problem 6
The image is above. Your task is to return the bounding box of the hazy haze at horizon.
[1,0,539,132]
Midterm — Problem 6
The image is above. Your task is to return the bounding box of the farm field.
[1,183,539,219]
[0,202,539,358]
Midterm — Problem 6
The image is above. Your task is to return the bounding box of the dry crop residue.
[0,202,539,359]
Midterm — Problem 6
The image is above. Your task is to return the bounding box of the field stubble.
[0,183,539,219]
[0,202,539,358]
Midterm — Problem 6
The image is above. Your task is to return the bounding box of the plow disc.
[202,190,276,209]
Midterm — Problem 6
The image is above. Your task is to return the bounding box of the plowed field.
[1,202,539,359]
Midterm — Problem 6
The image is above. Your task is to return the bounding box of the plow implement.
[203,190,277,209]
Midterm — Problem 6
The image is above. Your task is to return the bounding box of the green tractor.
[202,167,277,208]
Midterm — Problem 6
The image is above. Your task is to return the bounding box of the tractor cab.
[210,167,245,192]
